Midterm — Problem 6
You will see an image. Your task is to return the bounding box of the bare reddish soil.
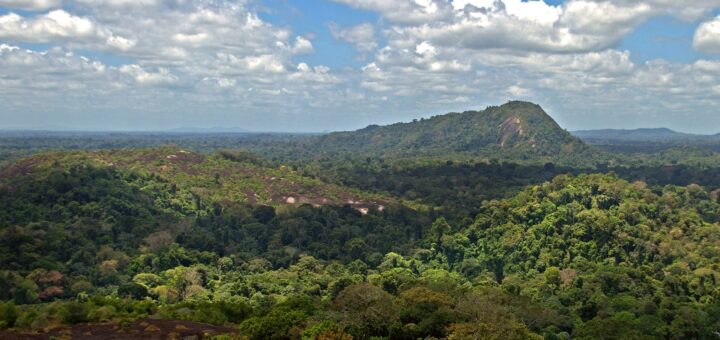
[0,155,49,180]
[0,318,238,339]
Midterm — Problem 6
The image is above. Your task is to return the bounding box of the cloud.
[0,10,97,41]
[507,85,532,97]
[380,0,654,54]
[75,0,162,6]
[335,0,720,54]
[358,41,471,97]
[240,55,287,73]
[0,10,135,51]
[0,1,342,122]
[3,0,720,132]
[331,0,454,25]
[694,16,720,54]
[291,63,339,84]
[292,36,314,54]
[0,1,328,83]
[583,0,720,21]
[0,44,108,94]
[0,0,61,10]
[119,64,178,85]
[105,35,135,51]
[329,22,378,52]
[172,32,210,44]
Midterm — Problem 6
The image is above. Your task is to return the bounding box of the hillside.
[0,147,388,213]
[0,147,429,306]
[300,101,590,161]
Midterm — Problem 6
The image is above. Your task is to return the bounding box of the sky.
[1,0,720,133]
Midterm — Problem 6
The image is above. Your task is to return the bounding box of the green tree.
[333,284,399,338]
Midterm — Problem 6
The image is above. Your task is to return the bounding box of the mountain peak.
[499,100,543,109]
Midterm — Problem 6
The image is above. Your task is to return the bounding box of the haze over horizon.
[2,0,720,133]
[1,107,719,136]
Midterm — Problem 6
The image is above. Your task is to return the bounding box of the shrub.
[14,309,41,329]
[302,320,347,340]
[59,301,90,324]
[118,282,149,299]
[0,302,17,329]
[70,280,93,295]
[88,305,117,322]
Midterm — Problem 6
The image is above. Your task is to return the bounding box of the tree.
[59,301,90,324]
[544,266,561,288]
[574,315,652,340]
[333,284,399,338]
[118,282,149,299]
[142,231,174,253]
[451,289,543,340]
[430,217,452,243]
[0,302,17,330]
[399,287,455,338]
[252,205,276,224]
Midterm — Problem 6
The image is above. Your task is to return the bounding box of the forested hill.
[0,147,390,213]
[294,101,593,162]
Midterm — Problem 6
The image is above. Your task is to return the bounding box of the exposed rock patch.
[498,116,524,147]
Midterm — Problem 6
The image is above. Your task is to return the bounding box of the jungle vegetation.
[2,102,720,339]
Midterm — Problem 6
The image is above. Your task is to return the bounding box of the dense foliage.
[2,144,720,338]
[2,101,720,339]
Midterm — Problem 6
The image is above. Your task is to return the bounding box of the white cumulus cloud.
[694,16,720,54]
[329,22,378,52]
[292,36,314,54]
[119,64,178,85]
[0,10,96,41]
[0,10,134,51]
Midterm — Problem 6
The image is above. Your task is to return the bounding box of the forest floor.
[0,318,238,339]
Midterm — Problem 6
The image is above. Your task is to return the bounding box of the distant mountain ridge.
[166,127,250,133]
[572,128,720,143]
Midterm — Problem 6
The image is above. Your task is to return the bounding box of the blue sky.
[258,0,382,69]
[620,15,715,63]
[1,0,720,133]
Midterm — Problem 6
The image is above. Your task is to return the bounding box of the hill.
[0,147,428,302]
[0,147,389,215]
[282,101,593,163]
